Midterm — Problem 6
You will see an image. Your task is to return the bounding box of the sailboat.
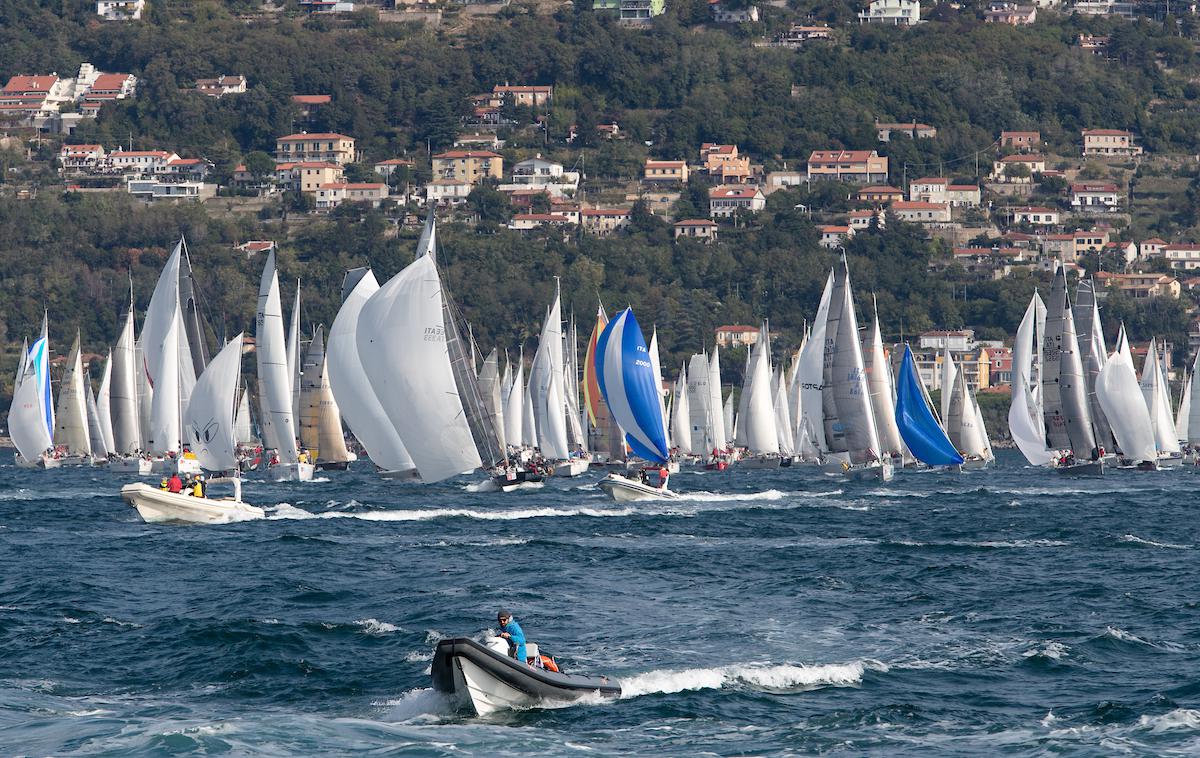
[9,319,58,468]
[1074,279,1115,455]
[1181,349,1200,462]
[529,282,583,475]
[595,308,677,501]
[328,267,419,481]
[561,315,592,474]
[52,333,92,465]
[1008,292,1055,467]
[737,322,783,468]
[122,335,264,524]
[584,304,625,467]
[107,293,152,473]
[820,258,892,481]
[95,350,116,461]
[299,326,354,470]
[256,250,313,482]
[357,213,528,490]
[1041,265,1103,475]
[1096,326,1157,470]
[944,361,992,469]
[894,344,964,468]
[671,365,693,459]
[1139,338,1182,468]
[863,306,905,467]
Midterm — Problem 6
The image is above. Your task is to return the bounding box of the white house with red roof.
[708,185,766,218]
[1069,182,1122,211]
[276,132,357,165]
[1082,129,1141,156]
[108,150,180,174]
[1140,238,1167,259]
[818,224,855,249]
[890,200,951,223]
[58,144,106,173]
[715,325,761,348]
[1010,206,1060,225]
[807,150,888,183]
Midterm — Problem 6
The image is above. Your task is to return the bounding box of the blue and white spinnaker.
[895,344,963,467]
[594,308,669,464]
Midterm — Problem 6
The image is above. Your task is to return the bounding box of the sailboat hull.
[959,458,991,471]
[1158,453,1183,469]
[1055,460,1105,476]
[266,462,315,482]
[551,458,591,477]
[120,483,264,525]
[15,453,60,469]
[739,454,784,470]
[379,466,422,482]
[597,473,676,501]
[108,457,155,475]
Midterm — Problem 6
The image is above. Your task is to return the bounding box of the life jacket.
[540,655,559,673]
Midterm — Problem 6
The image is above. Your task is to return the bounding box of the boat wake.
[618,659,888,698]
[1118,534,1192,550]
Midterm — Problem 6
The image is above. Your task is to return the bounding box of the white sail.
[1097,349,1157,464]
[256,250,300,463]
[1140,339,1180,454]
[799,273,833,453]
[184,333,243,472]
[235,387,254,445]
[522,376,537,448]
[708,347,727,448]
[1009,292,1053,465]
[947,370,987,458]
[503,354,525,447]
[773,365,795,455]
[328,268,415,474]
[1188,350,1200,445]
[478,348,507,452]
[286,283,301,424]
[822,261,882,463]
[742,323,780,454]
[54,336,91,456]
[109,303,138,453]
[356,254,482,483]
[1177,378,1191,443]
[529,289,568,459]
[649,329,669,453]
[689,352,716,451]
[147,309,181,454]
[141,240,185,454]
[10,337,53,462]
[939,345,957,425]
[96,349,116,454]
[672,366,693,455]
[865,313,903,457]
[723,391,735,448]
[973,393,995,462]
[85,381,109,459]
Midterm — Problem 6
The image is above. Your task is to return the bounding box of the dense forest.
[1,0,1199,423]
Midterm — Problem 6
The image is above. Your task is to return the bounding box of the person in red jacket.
[167,473,183,493]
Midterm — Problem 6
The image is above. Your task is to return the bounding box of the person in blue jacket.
[496,608,527,663]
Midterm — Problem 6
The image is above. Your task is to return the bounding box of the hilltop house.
[501,155,579,197]
[991,154,1046,182]
[432,150,503,185]
[876,122,937,141]
[581,208,632,236]
[715,325,761,348]
[97,0,145,20]
[1082,129,1141,156]
[700,144,752,183]
[1000,131,1041,151]
[858,0,921,24]
[1010,206,1060,225]
[674,219,719,242]
[195,76,246,98]
[1070,182,1122,211]
[275,133,356,165]
[807,150,888,183]
[644,159,689,184]
[709,186,766,218]
[890,200,951,223]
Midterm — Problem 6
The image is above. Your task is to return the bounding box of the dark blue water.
[2,449,1199,755]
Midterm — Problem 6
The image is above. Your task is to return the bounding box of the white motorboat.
[121,478,264,525]
[432,636,620,716]
[597,472,676,502]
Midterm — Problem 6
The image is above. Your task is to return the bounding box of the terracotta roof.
[493,85,552,93]
[292,94,331,105]
[674,219,718,227]
[858,185,902,194]
[110,150,171,158]
[819,225,851,233]
[1000,154,1045,162]
[90,73,132,91]
[1070,183,1119,193]
[891,200,948,210]
[716,325,759,331]
[948,185,979,191]
[1143,238,1167,245]
[3,75,57,93]
[1082,129,1132,136]
[1013,206,1057,213]
[434,150,501,159]
[513,213,572,221]
[912,177,949,185]
[581,208,630,217]
[277,132,353,142]
[645,160,686,167]
[808,150,877,162]
[376,158,413,166]
[344,183,386,190]
[1001,130,1040,138]
[709,186,761,199]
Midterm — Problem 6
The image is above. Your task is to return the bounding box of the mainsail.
[864,310,903,458]
[256,250,300,463]
[1096,345,1157,464]
[741,322,779,455]
[299,326,352,465]
[1009,292,1053,465]
[1041,266,1096,456]
[54,334,91,456]
[822,260,881,463]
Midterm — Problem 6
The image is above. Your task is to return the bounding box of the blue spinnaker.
[594,308,669,463]
[895,345,964,466]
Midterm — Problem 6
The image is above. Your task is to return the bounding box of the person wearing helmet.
[496,609,527,663]
[159,477,170,491]
[192,475,205,499]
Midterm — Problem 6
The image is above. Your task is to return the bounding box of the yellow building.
[432,150,503,185]
[275,133,357,165]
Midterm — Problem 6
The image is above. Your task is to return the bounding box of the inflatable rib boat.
[431,637,621,715]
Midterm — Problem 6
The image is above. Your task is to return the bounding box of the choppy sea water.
[2,449,1199,756]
